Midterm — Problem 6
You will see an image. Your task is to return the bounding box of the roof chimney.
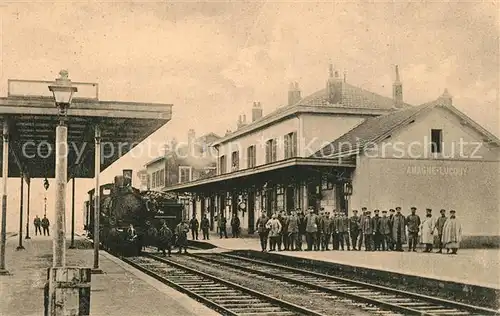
[326,64,343,104]
[393,65,403,108]
[187,129,196,155]
[438,88,453,106]
[252,102,263,122]
[288,82,301,106]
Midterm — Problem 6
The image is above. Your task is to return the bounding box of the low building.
[145,130,221,220]
[136,169,149,191]
[165,65,499,246]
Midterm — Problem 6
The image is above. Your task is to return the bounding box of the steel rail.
[132,253,327,316]
[194,252,499,316]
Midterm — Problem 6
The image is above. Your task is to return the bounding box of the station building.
[165,66,500,245]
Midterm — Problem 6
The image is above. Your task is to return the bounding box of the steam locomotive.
[84,175,183,256]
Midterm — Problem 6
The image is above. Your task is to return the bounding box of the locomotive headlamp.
[48,70,78,116]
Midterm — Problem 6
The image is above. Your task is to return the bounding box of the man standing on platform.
[41,215,50,236]
[256,212,269,252]
[279,211,289,251]
[357,207,367,250]
[442,210,462,254]
[34,215,42,236]
[407,207,421,252]
[189,216,199,240]
[230,214,241,238]
[371,209,382,250]
[175,220,190,254]
[287,211,299,251]
[321,211,332,251]
[388,209,396,250]
[392,207,406,251]
[420,208,436,252]
[349,210,360,250]
[316,208,325,251]
[332,210,340,250]
[339,211,351,251]
[266,214,282,252]
[200,214,210,240]
[219,215,228,238]
[435,209,448,253]
[305,207,318,251]
[379,210,391,251]
[361,210,373,251]
[297,210,306,251]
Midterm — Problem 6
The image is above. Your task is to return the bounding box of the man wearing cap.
[391,207,406,251]
[361,210,373,251]
[349,210,361,251]
[305,207,319,251]
[287,210,299,251]
[357,207,368,250]
[371,209,382,251]
[442,210,462,254]
[435,209,448,253]
[339,211,351,250]
[321,211,332,250]
[265,213,282,252]
[420,208,436,252]
[297,209,306,250]
[380,210,391,251]
[388,209,396,250]
[407,207,421,252]
[316,208,325,251]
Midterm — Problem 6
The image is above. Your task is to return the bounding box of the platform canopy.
[0,78,173,179]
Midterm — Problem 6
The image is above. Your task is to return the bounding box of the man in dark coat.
[380,210,391,251]
[175,220,190,254]
[407,207,421,252]
[338,211,350,250]
[255,212,269,252]
[357,207,367,250]
[321,211,332,251]
[388,209,396,250]
[41,215,50,236]
[287,211,299,251]
[371,209,382,250]
[219,216,228,238]
[361,210,373,251]
[200,215,210,240]
[349,210,360,250]
[435,209,448,253]
[297,210,306,250]
[158,220,173,257]
[392,207,406,251]
[189,216,199,240]
[304,207,318,251]
[230,214,241,238]
[34,215,42,236]
[278,211,289,250]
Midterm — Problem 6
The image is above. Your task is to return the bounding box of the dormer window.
[431,129,442,153]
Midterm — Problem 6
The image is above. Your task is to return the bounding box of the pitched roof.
[311,103,434,158]
[297,82,412,109]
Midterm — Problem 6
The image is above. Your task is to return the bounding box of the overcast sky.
[0,1,498,232]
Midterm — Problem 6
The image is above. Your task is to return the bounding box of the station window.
[247,145,256,168]
[231,151,239,171]
[284,131,297,159]
[179,166,192,184]
[219,155,227,174]
[265,139,277,164]
[431,129,442,153]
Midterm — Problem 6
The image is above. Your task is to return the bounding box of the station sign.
[8,79,99,100]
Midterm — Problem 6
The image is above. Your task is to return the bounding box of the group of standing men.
[33,215,50,236]
[254,206,462,254]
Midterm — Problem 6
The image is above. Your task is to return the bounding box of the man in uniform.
[361,210,373,251]
[435,209,448,253]
[175,220,190,254]
[219,215,228,238]
[200,214,210,240]
[230,213,241,238]
[349,210,360,250]
[380,210,391,251]
[305,207,318,251]
[388,209,396,250]
[371,209,382,250]
[316,208,325,251]
[158,220,173,257]
[407,207,421,252]
[189,216,199,240]
[287,210,299,251]
[297,210,306,251]
[279,211,289,251]
[321,211,332,250]
[392,207,406,251]
[41,215,50,236]
[256,212,269,252]
[357,207,367,250]
[34,215,42,236]
[339,211,351,251]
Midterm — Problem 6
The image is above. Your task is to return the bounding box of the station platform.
[200,234,500,290]
[0,234,220,316]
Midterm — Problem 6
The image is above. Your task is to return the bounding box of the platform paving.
[0,234,220,316]
[201,235,500,290]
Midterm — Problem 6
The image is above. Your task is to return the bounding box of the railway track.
[189,252,499,316]
[121,254,326,316]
